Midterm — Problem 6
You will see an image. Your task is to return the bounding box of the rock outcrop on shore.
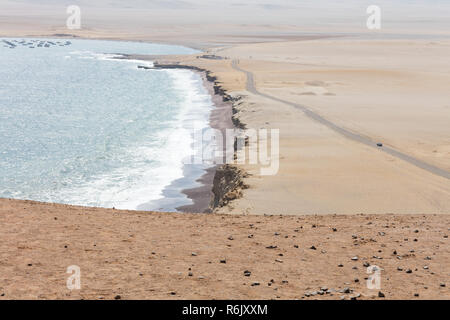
[151,61,249,213]
[210,165,249,209]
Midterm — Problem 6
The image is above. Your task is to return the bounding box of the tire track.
[231,59,450,180]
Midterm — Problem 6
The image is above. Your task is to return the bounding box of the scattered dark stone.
[338,264,344,267]
[191,252,197,256]
[351,256,358,261]
[310,246,317,250]
[440,283,446,287]
[188,272,193,277]
[294,245,299,248]
[170,292,177,295]
[393,250,397,255]
[274,232,280,236]
[266,245,277,249]
[354,278,359,283]
[228,236,234,241]
[332,228,337,232]
[363,262,370,267]
[251,282,260,287]
[114,295,121,300]
[220,259,227,264]
[27,264,32,267]
[282,280,288,284]
[343,288,351,294]
[243,270,251,277]
[425,256,432,260]
[350,294,361,300]
[414,293,419,297]
[406,269,413,274]
[378,291,385,298]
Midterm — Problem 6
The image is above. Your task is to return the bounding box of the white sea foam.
[0,38,203,211]
[53,68,213,210]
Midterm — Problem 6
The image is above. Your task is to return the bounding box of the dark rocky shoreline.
[149,61,248,213]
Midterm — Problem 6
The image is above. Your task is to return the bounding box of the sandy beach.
[135,38,450,215]
[0,0,449,300]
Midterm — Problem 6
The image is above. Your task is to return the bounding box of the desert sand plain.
[150,37,450,215]
[0,2,449,299]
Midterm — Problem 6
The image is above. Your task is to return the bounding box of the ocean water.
[0,38,213,211]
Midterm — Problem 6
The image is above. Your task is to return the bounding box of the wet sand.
[178,70,234,213]
[1,4,449,301]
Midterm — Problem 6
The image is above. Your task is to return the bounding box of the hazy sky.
[1,0,449,33]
